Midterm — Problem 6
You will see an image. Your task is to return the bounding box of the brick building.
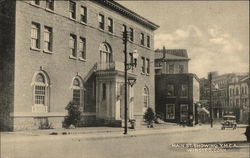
[155,47,200,125]
[0,0,159,131]
[200,72,249,123]
[228,75,249,123]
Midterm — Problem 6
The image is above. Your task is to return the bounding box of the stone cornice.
[93,0,159,31]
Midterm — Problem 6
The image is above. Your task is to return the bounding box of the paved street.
[1,124,249,158]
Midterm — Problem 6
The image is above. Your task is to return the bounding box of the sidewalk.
[1,123,248,143]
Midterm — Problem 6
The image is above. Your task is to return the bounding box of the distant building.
[228,75,249,123]
[200,72,249,123]
[155,47,200,125]
[155,47,189,75]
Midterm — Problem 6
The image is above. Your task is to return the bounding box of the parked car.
[221,115,237,130]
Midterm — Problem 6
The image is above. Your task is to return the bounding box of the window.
[99,43,112,63]
[98,14,104,30]
[169,64,174,74]
[143,87,149,108]
[147,35,150,48]
[46,0,54,10]
[179,65,184,73]
[107,18,113,33]
[31,22,40,49]
[129,53,133,64]
[69,0,76,19]
[80,6,87,23]
[69,34,77,57]
[180,84,188,97]
[102,83,106,100]
[122,25,127,39]
[236,99,239,107]
[79,37,86,60]
[141,57,145,73]
[44,26,53,52]
[72,78,82,105]
[180,104,188,122]
[166,104,175,119]
[146,58,150,74]
[167,85,175,97]
[129,28,134,41]
[236,87,239,95]
[31,0,40,5]
[140,33,144,45]
[34,74,46,105]
[32,72,50,113]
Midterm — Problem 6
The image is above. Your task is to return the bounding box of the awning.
[198,107,210,114]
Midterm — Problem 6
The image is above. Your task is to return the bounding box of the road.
[1,126,249,158]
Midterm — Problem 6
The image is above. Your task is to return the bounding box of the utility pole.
[123,27,128,135]
[208,72,213,128]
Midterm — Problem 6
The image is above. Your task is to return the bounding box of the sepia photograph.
[0,0,249,158]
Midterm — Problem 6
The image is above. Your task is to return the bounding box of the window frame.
[98,14,105,30]
[44,26,53,52]
[31,0,40,5]
[169,64,174,74]
[167,84,175,97]
[180,84,188,97]
[129,27,134,41]
[141,57,145,73]
[166,104,175,119]
[107,17,113,33]
[72,77,83,108]
[79,37,86,60]
[69,0,76,19]
[80,6,87,23]
[46,0,54,11]
[140,33,144,46]
[179,64,184,73]
[69,34,77,58]
[146,58,150,74]
[146,35,150,48]
[32,72,50,113]
[31,22,40,49]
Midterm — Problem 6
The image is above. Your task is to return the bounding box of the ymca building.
[0,0,159,130]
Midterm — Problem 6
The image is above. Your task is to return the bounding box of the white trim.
[10,112,67,117]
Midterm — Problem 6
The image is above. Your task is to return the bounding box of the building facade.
[200,72,249,123]
[155,48,200,125]
[155,74,200,125]
[228,75,249,123]
[0,0,159,131]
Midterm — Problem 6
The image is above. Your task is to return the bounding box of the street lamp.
[123,28,138,134]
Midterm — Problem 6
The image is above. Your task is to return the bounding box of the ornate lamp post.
[123,28,139,134]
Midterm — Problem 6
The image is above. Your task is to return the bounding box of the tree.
[143,107,155,128]
[63,101,81,128]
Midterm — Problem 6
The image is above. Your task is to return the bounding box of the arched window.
[32,71,50,112]
[143,87,149,108]
[99,42,112,63]
[72,77,83,107]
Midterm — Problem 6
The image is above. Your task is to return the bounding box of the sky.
[118,1,249,78]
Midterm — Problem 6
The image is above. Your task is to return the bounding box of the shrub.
[143,107,155,127]
[63,101,81,128]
